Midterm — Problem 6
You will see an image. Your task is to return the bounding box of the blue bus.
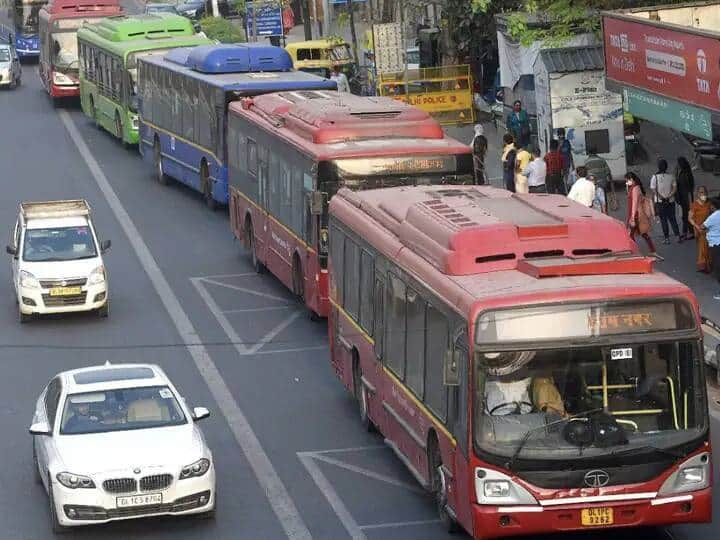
[0,0,48,58]
[137,43,337,209]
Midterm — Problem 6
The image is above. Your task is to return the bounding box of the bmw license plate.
[49,286,82,296]
[116,493,163,508]
[581,507,613,526]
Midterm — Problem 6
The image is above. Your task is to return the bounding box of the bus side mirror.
[443,349,459,386]
[310,191,324,215]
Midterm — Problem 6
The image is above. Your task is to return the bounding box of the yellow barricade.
[377,65,475,126]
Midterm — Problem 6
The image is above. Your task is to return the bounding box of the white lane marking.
[190,277,248,356]
[196,272,259,279]
[201,276,291,303]
[310,453,425,494]
[250,345,328,356]
[359,519,442,530]
[59,111,313,540]
[223,306,294,313]
[298,453,366,540]
[245,310,303,355]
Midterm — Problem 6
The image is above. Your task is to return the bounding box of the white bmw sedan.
[29,363,216,533]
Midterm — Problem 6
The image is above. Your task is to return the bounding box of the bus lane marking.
[298,446,441,539]
[60,111,313,540]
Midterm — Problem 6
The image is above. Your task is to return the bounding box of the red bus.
[38,0,121,102]
[227,91,473,318]
[328,184,711,539]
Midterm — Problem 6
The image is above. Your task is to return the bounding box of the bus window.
[425,304,448,420]
[359,250,374,334]
[373,276,384,359]
[385,273,407,379]
[405,288,425,398]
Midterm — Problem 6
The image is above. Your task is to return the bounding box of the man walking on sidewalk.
[544,140,564,194]
[702,199,720,299]
[650,159,682,245]
[523,147,547,193]
[501,133,517,193]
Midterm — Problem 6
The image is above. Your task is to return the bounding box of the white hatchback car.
[6,200,110,322]
[30,363,216,533]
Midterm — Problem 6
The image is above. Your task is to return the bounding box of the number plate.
[116,493,163,508]
[581,507,613,526]
[49,286,82,296]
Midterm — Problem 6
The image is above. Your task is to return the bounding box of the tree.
[472,0,689,47]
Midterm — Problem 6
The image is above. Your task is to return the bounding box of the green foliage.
[336,11,350,30]
[443,0,518,61]
[199,16,247,43]
[326,34,346,45]
[232,0,247,17]
[472,0,689,47]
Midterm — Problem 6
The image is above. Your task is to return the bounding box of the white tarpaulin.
[497,31,598,89]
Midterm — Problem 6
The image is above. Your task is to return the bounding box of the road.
[0,70,719,540]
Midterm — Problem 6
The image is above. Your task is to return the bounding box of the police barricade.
[376,65,474,126]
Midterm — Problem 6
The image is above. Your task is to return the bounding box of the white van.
[6,200,110,323]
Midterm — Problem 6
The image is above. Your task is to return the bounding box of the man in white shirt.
[567,166,595,207]
[330,65,351,93]
[650,158,681,244]
[522,147,547,193]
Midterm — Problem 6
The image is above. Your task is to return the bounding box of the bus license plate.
[49,287,82,296]
[581,507,613,526]
[116,493,162,508]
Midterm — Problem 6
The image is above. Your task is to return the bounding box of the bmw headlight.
[88,265,106,285]
[179,458,210,480]
[20,270,40,289]
[56,472,95,489]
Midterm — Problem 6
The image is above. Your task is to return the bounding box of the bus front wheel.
[353,355,374,432]
[246,222,265,274]
[292,255,304,302]
[429,439,460,533]
[89,95,99,128]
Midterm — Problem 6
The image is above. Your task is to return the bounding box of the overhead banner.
[623,87,712,140]
[603,14,720,114]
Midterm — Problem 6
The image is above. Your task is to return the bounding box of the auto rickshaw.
[285,39,358,88]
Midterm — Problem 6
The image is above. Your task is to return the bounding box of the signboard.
[623,87,712,140]
[246,1,283,38]
[550,71,622,127]
[603,14,720,114]
[388,90,472,113]
[330,0,366,4]
[372,22,403,74]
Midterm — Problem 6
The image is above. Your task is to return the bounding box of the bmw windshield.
[473,301,707,462]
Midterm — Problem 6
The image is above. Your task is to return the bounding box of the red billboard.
[603,14,720,113]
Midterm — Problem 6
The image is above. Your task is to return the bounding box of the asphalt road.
[0,67,719,540]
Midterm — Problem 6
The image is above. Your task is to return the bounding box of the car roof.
[59,364,169,394]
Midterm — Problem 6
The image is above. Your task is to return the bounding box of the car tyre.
[48,478,69,534]
[32,440,42,485]
[97,300,109,318]
[19,309,31,324]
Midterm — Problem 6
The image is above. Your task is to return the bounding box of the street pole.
[211,0,219,17]
[302,0,312,39]
[252,1,258,42]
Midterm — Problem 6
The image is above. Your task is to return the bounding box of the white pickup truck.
[6,200,110,323]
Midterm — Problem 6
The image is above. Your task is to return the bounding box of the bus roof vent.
[45,0,121,13]
[186,44,293,74]
[518,254,654,278]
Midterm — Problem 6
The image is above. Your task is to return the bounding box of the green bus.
[77,14,213,146]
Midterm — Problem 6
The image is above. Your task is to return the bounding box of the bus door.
[448,331,472,528]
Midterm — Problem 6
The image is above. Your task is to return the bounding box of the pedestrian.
[523,147,547,193]
[567,166,595,207]
[689,185,712,272]
[514,144,532,194]
[543,139,564,194]
[702,198,720,299]
[650,158,682,244]
[584,147,612,190]
[625,172,658,258]
[471,124,488,185]
[675,156,695,240]
[506,100,531,148]
[557,127,574,189]
[590,175,608,214]
[331,65,350,93]
[501,133,517,193]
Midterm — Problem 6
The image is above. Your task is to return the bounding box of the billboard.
[603,14,720,114]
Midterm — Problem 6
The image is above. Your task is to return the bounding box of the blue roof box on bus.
[181,44,294,74]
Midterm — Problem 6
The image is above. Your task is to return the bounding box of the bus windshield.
[14,1,43,34]
[51,18,103,69]
[322,154,473,198]
[473,302,706,463]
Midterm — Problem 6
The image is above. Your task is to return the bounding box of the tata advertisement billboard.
[603,10,720,115]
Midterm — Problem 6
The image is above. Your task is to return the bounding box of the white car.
[29,363,216,533]
[6,200,110,322]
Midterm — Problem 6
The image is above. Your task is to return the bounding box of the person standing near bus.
[689,186,712,272]
[675,156,695,240]
[702,198,720,299]
[523,147,547,193]
[557,128,574,189]
[514,144,532,194]
[506,100,530,148]
[544,139,564,194]
[331,65,350,93]
[501,133,517,193]
[471,124,488,185]
[567,166,595,207]
[625,172,658,258]
[650,159,682,245]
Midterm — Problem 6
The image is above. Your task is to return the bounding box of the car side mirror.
[443,349,460,386]
[100,240,111,253]
[6,245,16,256]
[192,407,210,421]
[29,421,51,436]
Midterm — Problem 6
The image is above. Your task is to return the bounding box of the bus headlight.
[659,452,710,495]
[475,468,537,506]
